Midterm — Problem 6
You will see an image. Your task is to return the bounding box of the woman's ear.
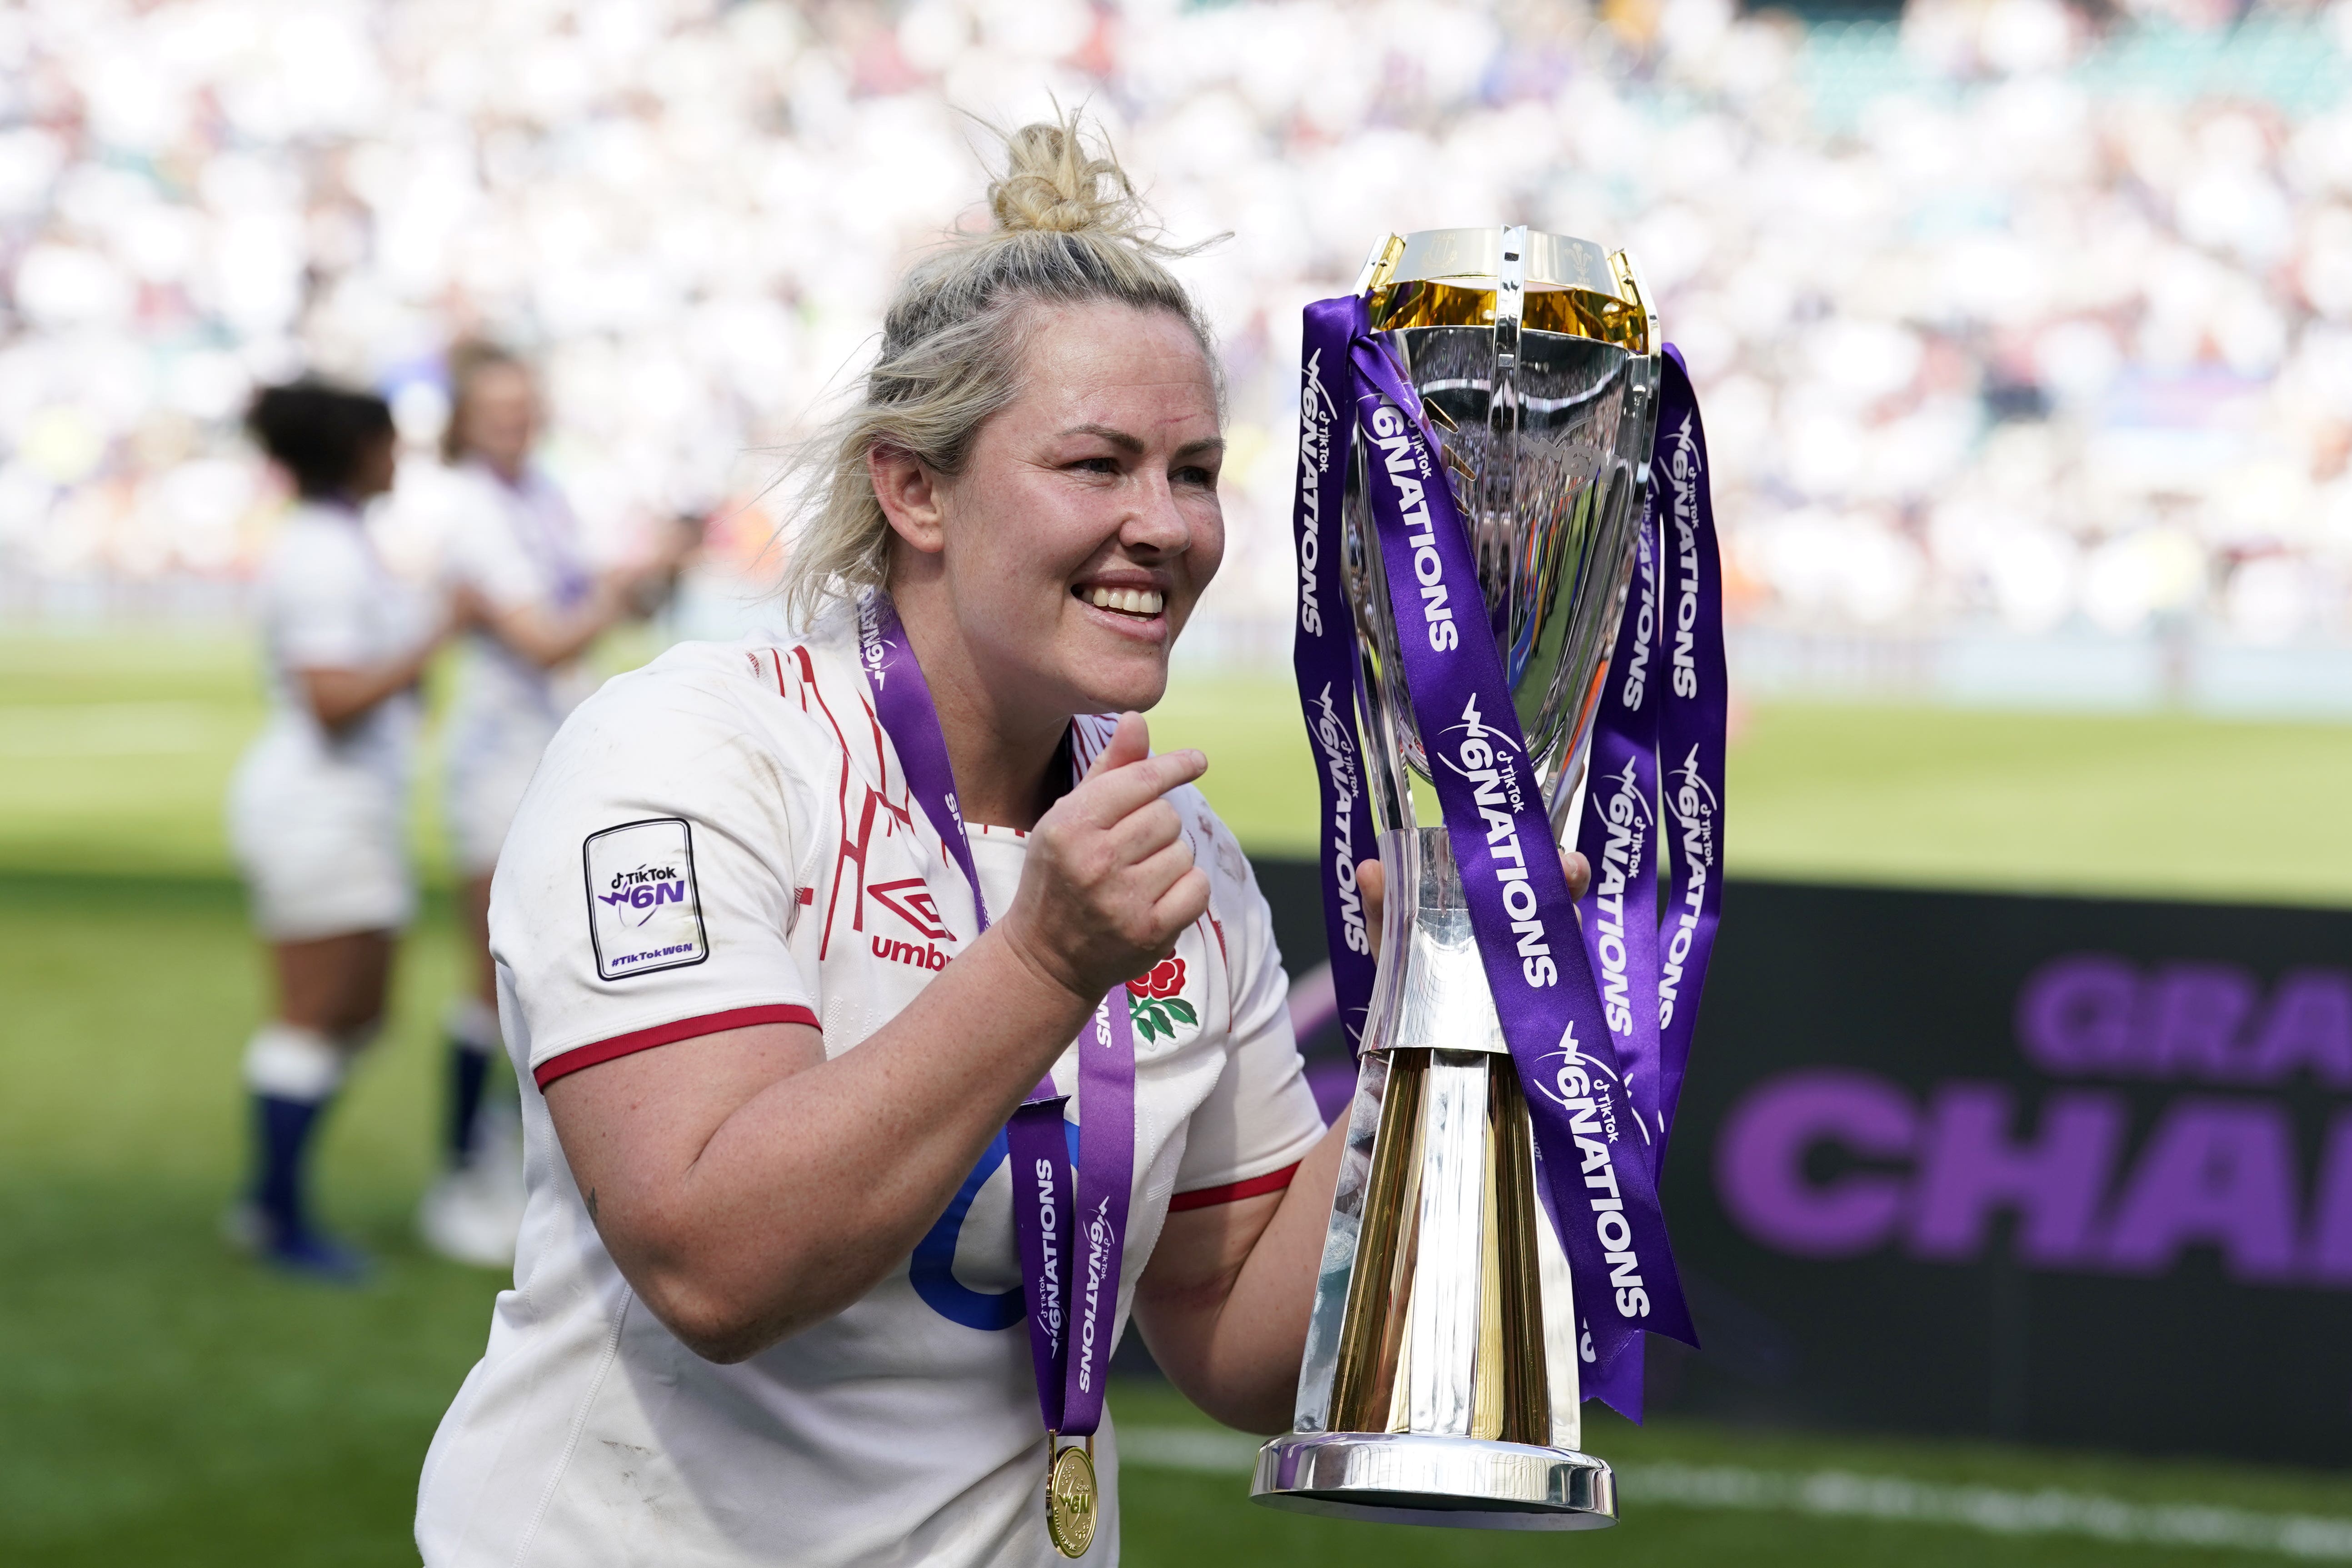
[868,445,949,555]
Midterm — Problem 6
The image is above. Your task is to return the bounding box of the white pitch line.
[1115,1428,2352,1559]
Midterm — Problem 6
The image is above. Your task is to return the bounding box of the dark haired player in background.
[225,381,470,1279]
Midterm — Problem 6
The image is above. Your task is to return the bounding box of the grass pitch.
[9,632,2352,905]
[1149,675,2352,909]
[11,879,2352,1566]
[5,631,2352,1564]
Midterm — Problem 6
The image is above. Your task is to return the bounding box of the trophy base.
[1249,1432,1617,1530]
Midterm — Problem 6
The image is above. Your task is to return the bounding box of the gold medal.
[1045,1437,1098,1558]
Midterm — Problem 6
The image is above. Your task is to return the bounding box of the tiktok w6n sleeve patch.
[583,818,709,981]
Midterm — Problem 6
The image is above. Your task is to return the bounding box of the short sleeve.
[1170,831,1327,1201]
[268,526,377,670]
[487,654,820,1088]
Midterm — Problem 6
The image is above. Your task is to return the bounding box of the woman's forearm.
[1137,1118,1348,1432]
[297,633,442,729]
[551,921,1098,1361]
[485,579,629,669]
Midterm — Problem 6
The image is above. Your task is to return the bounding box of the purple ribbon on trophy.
[1648,349,1727,1163]
[1569,345,1729,1191]
[1288,298,1726,1418]
[857,591,1135,1443]
[1573,345,1728,1417]
[1289,309,1382,1055]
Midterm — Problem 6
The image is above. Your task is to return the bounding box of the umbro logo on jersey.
[583,818,709,981]
[870,935,949,972]
[868,877,955,940]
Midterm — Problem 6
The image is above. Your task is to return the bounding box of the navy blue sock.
[253,1093,328,1242]
[448,1042,492,1167]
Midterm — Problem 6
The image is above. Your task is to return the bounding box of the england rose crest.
[1125,957,1195,1042]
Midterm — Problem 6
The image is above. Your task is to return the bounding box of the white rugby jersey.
[245,499,428,788]
[416,616,1325,1568]
[438,461,600,769]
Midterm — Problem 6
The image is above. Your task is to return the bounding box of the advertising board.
[1258,861,2352,1463]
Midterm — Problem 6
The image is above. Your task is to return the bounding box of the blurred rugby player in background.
[417,342,692,1268]
[226,381,470,1280]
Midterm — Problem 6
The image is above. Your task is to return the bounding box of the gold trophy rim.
[1356,225,1658,354]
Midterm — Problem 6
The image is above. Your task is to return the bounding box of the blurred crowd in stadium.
[1,0,2350,650]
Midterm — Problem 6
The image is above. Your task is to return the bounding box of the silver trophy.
[1253,227,1660,1527]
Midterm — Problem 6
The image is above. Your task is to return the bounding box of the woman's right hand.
[998,711,1210,1004]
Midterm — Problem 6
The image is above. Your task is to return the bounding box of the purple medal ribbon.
[855,591,1135,1443]
[1292,295,1719,1418]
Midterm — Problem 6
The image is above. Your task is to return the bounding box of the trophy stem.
[1490,1065,1552,1448]
[1256,839,1613,1529]
[1328,1049,1422,1433]
[1306,1049,1570,1447]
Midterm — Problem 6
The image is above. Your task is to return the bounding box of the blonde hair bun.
[988,120,1148,242]
[775,107,1219,628]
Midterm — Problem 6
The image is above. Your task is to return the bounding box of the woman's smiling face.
[883,300,1226,723]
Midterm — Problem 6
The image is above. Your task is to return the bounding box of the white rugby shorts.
[444,719,558,878]
[229,734,414,941]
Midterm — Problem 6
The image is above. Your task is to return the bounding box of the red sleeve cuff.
[533,1004,821,1089]
[1168,1161,1301,1213]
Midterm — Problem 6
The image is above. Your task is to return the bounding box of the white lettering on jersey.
[583,817,709,980]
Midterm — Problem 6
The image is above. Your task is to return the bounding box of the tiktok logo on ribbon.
[1363,400,1459,654]
[855,591,893,689]
[1308,682,1369,961]
[1297,349,1338,639]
